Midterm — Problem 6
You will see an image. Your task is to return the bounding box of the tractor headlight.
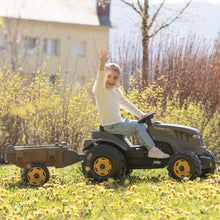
[192,134,199,139]
[192,133,203,145]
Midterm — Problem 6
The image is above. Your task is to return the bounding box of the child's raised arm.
[93,49,110,94]
[99,49,110,71]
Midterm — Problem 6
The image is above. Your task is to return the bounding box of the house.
[0,0,111,83]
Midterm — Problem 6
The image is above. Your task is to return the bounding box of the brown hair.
[104,63,121,75]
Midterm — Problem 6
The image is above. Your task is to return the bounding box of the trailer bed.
[4,142,83,168]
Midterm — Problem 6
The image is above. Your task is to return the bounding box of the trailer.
[4,142,83,185]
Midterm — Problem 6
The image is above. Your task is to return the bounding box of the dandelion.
[61,199,69,204]
[134,198,143,205]
[170,189,176,195]
[183,210,191,215]
[167,195,173,200]
[178,193,185,197]
[130,185,137,190]
[26,215,35,220]
[109,203,114,208]
[215,204,220,211]
[124,179,130,185]
[71,191,76,196]
[128,214,136,219]
[89,200,94,205]
[200,206,208,213]
[99,187,106,193]
[119,201,125,206]
[64,208,72,215]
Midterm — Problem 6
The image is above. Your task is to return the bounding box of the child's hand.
[141,111,155,118]
[99,49,110,62]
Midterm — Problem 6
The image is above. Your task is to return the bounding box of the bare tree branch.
[120,0,142,17]
[148,0,165,30]
[149,1,192,38]
[137,0,143,13]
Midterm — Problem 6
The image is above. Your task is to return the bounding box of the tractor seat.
[99,125,124,139]
[93,125,133,150]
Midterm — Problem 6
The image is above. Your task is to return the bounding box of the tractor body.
[82,113,215,181]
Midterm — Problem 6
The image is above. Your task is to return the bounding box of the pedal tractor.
[4,112,216,185]
[82,112,216,181]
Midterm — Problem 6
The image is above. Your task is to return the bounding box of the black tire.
[167,151,202,181]
[201,150,216,177]
[21,163,50,186]
[125,168,133,176]
[82,144,126,181]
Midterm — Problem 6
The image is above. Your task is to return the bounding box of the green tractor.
[82,112,216,181]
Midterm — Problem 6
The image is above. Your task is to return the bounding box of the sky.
[149,0,220,4]
[109,0,220,46]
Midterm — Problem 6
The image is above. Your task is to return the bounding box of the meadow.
[0,163,220,220]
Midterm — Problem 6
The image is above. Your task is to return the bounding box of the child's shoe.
[148,146,170,159]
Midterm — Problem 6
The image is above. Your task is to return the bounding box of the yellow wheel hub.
[174,159,191,178]
[93,157,112,176]
[27,167,47,185]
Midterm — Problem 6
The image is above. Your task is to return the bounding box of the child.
[93,49,170,159]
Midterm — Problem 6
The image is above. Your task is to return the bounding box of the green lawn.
[0,164,219,220]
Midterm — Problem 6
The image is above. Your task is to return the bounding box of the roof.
[0,0,111,27]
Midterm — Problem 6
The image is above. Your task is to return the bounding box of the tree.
[120,0,192,87]
[214,30,220,54]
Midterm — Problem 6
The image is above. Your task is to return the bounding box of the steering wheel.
[137,111,155,124]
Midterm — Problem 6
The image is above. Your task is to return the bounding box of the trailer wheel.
[167,151,202,181]
[82,144,126,182]
[21,163,50,186]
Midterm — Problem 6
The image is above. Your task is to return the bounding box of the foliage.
[0,66,219,163]
[0,164,219,219]
[0,67,98,153]
[114,33,220,115]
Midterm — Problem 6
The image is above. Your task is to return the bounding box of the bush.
[114,33,220,115]
[0,68,98,154]
[0,66,219,163]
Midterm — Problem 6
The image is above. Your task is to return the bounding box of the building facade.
[0,0,111,83]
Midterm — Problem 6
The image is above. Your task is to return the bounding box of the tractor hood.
[148,121,204,153]
[152,122,201,136]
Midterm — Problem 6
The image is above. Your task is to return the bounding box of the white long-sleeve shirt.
[93,71,145,126]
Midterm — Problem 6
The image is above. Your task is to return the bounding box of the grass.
[0,164,219,220]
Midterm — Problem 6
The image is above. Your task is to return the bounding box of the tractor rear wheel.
[82,144,126,181]
[167,151,202,181]
[21,163,50,186]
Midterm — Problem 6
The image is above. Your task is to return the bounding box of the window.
[21,37,38,55]
[43,39,59,56]
[72,41,85,58]
[0,36,6,52]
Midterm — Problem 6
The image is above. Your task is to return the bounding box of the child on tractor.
[93,49,170,159]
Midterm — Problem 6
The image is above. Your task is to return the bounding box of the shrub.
[0,66,219,163]
[0,68,98,154]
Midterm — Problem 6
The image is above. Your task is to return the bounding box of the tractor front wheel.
[201,150,216,177]
[21,163,50,186]
[167,151,202,181]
